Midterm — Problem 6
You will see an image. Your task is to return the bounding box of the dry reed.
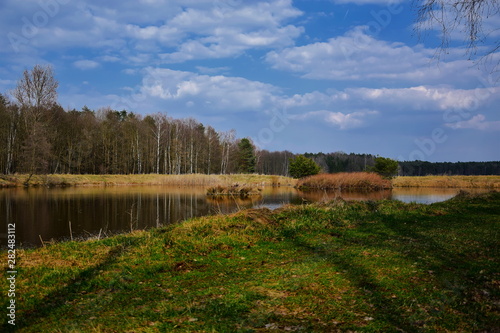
[392,175,500,188]
[297,172,392,191]
[4,174,297,188]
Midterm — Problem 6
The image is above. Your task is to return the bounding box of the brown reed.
[297,172,392,191]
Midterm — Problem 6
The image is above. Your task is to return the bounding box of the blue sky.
[1,0,499,162]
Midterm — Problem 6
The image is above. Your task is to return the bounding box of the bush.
[370,157,399,179]
[289,155,321,178]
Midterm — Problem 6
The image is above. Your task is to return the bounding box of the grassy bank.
[393,175,500,188]
[0,174,297,188]
[2,191,499,332]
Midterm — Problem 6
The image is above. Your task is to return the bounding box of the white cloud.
[1,0,303,65]
[73,60,100,70]
[139,67,281,111]
[294,109,379,129]
[278,85,500,116]
[445,114,500,131]
[344,86,500,111]
[265,26,482,85]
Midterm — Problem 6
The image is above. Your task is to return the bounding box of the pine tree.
[237,138,256,173]
[289,155,321,178]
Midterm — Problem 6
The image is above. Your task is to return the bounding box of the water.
[0,186,489,248]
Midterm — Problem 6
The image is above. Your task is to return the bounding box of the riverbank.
[392,175,500,188]
[1,174,499,189]
[0,174,297,188]
[2,191,498,332]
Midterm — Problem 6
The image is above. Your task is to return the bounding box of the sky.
[0,0,499,162]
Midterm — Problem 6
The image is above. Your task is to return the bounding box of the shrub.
[370,157,399,179]
[289,155,321,179]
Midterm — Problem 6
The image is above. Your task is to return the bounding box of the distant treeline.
[303,152,500,176]
[1,94,498,176]
[398,160,500,176]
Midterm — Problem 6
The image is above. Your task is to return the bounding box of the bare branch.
[413,0,500,70]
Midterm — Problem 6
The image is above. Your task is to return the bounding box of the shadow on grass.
[285,195,500,331]
[290,235,420,332]
[5,243,133,332]
[373,206,500,332]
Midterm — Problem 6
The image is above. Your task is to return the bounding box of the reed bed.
[393,175,500,188]
[297,172,392,191]
[0,174,297,188]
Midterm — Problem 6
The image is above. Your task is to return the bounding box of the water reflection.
[0,186,490,248]
[390,187,484,204]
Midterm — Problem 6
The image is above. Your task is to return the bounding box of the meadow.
[2,191,499,332]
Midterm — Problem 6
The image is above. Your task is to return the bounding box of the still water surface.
[0,186,488,248]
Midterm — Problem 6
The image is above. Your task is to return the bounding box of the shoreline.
[1,174,500,189]
[3,191,499,331]
[0,174,297,188]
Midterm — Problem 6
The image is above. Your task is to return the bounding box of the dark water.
[0,186,488,248]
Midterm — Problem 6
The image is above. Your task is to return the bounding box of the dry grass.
[297,172,392,191]
[1,174,297,188]
[206,185,262,197]
[393,175,500,188]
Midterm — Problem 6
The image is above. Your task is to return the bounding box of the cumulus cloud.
[133,66,500,119]
[279,85,500,117]
[1,0,303,65]
[445,114,500,131]
[265,26,480,85]
[293,109,379,129]
[139,67,281,111]
[342,86,500,111]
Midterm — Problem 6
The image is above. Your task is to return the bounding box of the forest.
[1,65,498,177]
[0,88,297,176]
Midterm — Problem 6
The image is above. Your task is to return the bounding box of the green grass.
[2,192,499,332]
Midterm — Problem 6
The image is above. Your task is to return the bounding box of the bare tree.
[12,64,59,125]
[11,65,59,179]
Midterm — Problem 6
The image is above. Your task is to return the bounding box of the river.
[0,186,489,248]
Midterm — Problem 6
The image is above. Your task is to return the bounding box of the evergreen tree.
[237,138,256,173]
[370,156,399,179]
[289,155,321,178]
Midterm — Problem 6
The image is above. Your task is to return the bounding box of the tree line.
[0,65,293,175]
[305,152,500,176]
[398,160,500,176]
[0,97,264,175]
[1,65,498,177]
